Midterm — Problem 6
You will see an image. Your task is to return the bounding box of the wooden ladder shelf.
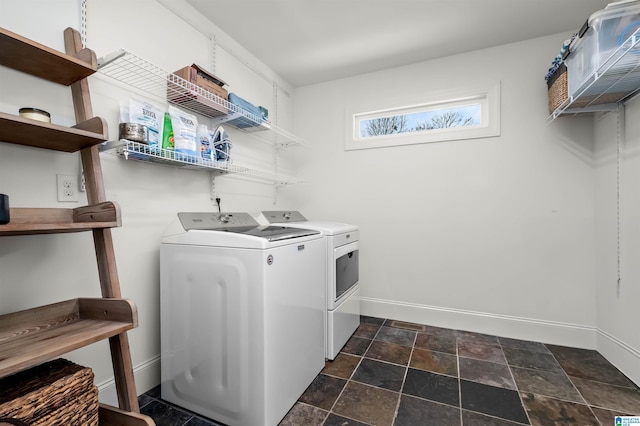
[0,26,154,425]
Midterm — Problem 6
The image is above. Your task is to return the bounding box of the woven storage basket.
[0,359,98,426]
[547,63,568,114]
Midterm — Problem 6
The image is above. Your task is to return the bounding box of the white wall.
[0,0,300,403]
[594,98,640,385]
[292,33,599,347]
[292,30,640,385]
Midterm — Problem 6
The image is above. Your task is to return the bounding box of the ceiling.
[185,0,613,87]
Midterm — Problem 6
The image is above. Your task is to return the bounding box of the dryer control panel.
[261,210,307,223]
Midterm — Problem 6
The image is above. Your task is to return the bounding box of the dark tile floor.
[139,316,640,425]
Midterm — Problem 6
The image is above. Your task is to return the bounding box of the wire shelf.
[550,28,640,119]
[98,50,261,123]
[95,50,308,184]
[100,140,300,185]
[96,50,308,147]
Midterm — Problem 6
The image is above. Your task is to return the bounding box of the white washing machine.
[160,212,325,426]
[258,211,360,360]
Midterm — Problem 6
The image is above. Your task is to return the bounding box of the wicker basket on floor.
[0,359,99,426]
[547,63,568,114]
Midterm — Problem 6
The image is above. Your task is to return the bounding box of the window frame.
[344,83,501,151]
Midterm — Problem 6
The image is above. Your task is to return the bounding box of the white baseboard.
[362,296,640,386]
[360,296,597,349]
[596,329,640,387]
[97,355,161,406]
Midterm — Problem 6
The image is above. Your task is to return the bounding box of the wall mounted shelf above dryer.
[549,28,640,121]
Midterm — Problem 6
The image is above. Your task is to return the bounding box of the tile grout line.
[285,401,332,425]
[322,319,382,425]
[498,338,533,426]
[142,390,221,426]
[544,345,605,424]
[381,319,429,425]
[390,330,418,426]
[457,331,463,425]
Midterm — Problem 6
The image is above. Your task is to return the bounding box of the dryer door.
[333,241,359,307]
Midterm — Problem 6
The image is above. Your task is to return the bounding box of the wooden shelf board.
[0,202,121,236]
[0,298,137,379]
[99,404,155,426]
[0,26,96,85]
[0,113,108,152]
[0,221,119,236]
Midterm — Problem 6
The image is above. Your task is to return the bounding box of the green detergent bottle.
[162,112,174,157]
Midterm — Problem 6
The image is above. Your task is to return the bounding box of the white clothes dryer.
[160,212,325,426]
[258,211,360,360]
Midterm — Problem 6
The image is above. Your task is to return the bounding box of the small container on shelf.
[118,122,148,143]
[0,194,9,225]
[18,107,50,123]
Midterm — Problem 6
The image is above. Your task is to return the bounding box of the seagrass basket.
[547,63,568,114]
[0,359,99,426]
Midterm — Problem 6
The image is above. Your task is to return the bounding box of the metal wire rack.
[100,140,300,185]
[97,50,268,127]
[97,50,309,147]
[550,28,640,119]
[95,50,308,184]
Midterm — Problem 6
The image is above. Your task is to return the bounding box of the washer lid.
[240,225,319,241]
[258,210,358,235]
[177,212,319,241]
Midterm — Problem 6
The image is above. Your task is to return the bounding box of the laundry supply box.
[168,64,229,115]
[564,0,640,98]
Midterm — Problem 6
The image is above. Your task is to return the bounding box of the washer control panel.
[178,212,258,231]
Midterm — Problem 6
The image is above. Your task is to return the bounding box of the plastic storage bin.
[565,1,640,97]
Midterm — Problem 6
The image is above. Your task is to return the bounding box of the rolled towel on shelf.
[227,93,268,129]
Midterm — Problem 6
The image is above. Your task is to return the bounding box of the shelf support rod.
[616,103,625,298]
[210,171,217,204]
[272,81,279,205]
[209,33,217,75]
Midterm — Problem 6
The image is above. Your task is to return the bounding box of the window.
[345,83,500,150]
